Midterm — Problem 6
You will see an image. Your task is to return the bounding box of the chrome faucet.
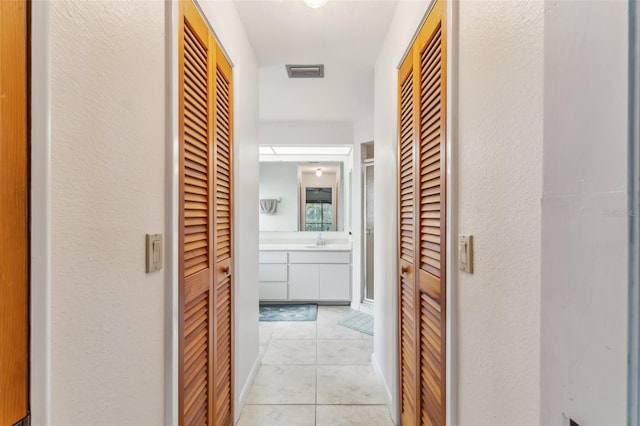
[316,233,324,246]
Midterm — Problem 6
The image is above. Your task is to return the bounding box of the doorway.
[362,142,375,304]
[0,0,30,424]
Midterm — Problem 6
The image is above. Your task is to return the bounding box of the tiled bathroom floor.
[236,305,394,426]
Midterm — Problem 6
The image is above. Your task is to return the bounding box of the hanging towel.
[259,199,278,214]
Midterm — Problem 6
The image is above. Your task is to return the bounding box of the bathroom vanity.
[258,154,354,303]
[258,241,352,303]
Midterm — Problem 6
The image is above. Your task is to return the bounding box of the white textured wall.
[197,0,261,420]
[260,120,354,146]
[259,163,299,231]
[354,115,374,145]
[541,1,628,424]
[50,1,166,424]
[457,1,543,424]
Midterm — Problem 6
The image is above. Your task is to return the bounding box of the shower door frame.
[629,0,640,423]
[362,159,374,304]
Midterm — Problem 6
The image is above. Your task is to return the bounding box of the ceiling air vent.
[286,64,324,79]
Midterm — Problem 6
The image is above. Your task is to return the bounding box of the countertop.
[259,243,352,252]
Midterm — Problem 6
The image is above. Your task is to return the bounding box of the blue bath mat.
[259,304,318,322]
[337,311,374,336]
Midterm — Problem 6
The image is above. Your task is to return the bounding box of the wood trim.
[0,0,30,424]
[207,23,216,426]
[177,3,187,422]
[217,42,234,424]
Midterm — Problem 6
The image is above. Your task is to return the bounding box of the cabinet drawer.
[259,251,288,264]
[289,251,351,264]
[259,264,288,282]
[260,282,287,300]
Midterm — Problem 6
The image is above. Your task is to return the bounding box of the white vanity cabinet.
[258,251,288,300]
[289,264,320,300]
[259,249,351,302]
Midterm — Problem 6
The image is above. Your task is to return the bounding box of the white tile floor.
[237,306,394,426]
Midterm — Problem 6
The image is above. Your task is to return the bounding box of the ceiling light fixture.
[315,168,323,177]
[304,0,327,9]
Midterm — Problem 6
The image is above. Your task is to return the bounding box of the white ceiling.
[233,0,399,122]
[233,0,399,68]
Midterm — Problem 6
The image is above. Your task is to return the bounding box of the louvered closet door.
[212,45,233,426]
[179,1,234,425]
[398,0,447,424]
[179,3,214,424]
[415,2,446,423]
[398,51,418,426]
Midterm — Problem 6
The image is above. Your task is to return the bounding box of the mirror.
[299,164,340,231]
[259,147,352,232]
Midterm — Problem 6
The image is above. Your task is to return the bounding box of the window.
[304,187,333,231]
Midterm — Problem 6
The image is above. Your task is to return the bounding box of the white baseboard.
[371,353,397,425]
[235,355,261,423]
[358,302,374,315]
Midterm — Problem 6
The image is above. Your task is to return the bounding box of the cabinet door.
[319,264,351,301]
[289,264,320,300]
[259,283,288,300]
[259,251,287,264]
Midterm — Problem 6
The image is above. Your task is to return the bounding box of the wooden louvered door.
[398,1,447,424]
[212,46,233,426]
[398,53,418,426]
[179,1,233,424]
[415,3,446,424]
[0,1,29,424]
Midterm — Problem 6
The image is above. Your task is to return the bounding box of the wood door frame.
[1,1,30,423]
[394,0,458,423]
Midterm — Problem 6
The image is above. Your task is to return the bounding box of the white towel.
[259,199,278,214]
